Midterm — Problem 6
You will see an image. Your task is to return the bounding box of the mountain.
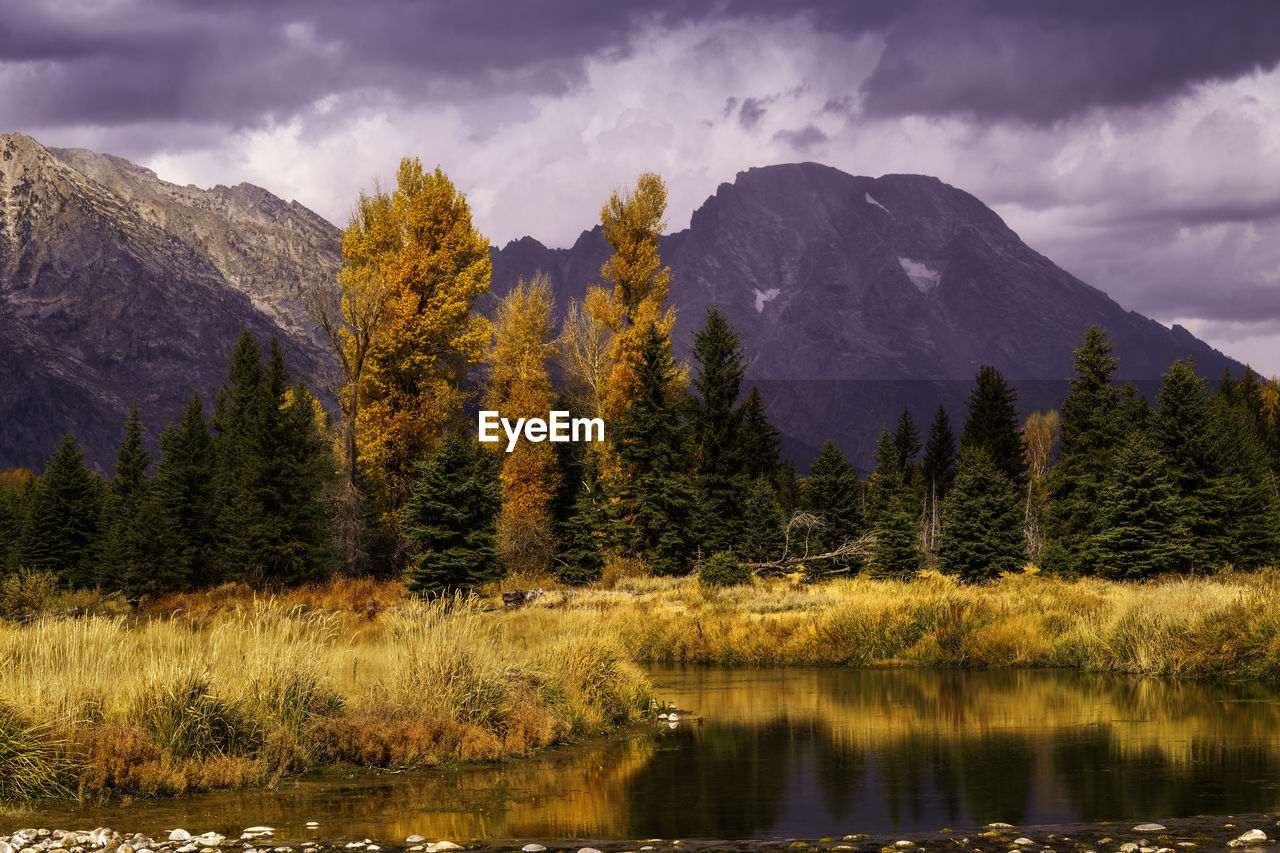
[491,163,1240,467]
[0,133,341,471]
[0,140,1241,474]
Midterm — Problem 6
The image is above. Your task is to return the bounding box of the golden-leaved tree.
[321,158,491,568]
[485,274,560,574]
[574,172,679,426]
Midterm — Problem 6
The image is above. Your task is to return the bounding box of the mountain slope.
[492,163,1239,466]
[0,133,340,470]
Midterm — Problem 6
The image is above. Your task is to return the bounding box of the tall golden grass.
[0,581,651,802]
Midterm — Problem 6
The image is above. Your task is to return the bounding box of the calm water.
[13,667,1280,840]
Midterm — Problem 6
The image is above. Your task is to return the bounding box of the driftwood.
[502,588,545,610]
[741,512,876,575]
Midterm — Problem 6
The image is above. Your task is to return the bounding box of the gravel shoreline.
[3,818,1278,853]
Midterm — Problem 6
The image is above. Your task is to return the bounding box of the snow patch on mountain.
[865,193,890,215]
[898,257,941,293]
[753,287,781,312]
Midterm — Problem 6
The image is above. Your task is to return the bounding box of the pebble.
[170,832,192,844]
[1228,829,1268,848]
[521,847,546,853]
[988,822,1014,829]
[404,839,423,846]
[1134,824,1167,833]
[1013,839,1034,846]
[578,848,603,853]
[427,844,461,852]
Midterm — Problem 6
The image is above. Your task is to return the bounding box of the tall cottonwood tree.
[351,159,493,550]
[313,183,396,574]
[582,173,679,430]
[921,405,956,553]
[486,275,560,575]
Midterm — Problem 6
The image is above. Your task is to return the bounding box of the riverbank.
[524,566,1280,680]
[2,817,1276,853]
[0,580,651,802]
[5,567,1280,804]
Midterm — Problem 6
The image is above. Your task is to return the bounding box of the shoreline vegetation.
[6,567,1280,806]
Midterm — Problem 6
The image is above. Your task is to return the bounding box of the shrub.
[699,551,750,588]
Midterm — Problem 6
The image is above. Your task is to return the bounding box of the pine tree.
[801,440,864,573]
[921,405,957,552]
[402,431,501,594]
[130,394,217,597]
[740,387,781,479]
[938,447,1025,583]
[739,475,785,564]
[18,434,104,587]
[1152,358,1221,567]
[870,489,924,580]
[1093,432,1191,579]
[1208,397,1280,569]
[213,337,335,586]
[865,428,902,525]
[688,307,748,557]
[893,409,922,471]
[960,365,1028,487]
[556,461,608,585]
[1041,327,1122,576]
[612,324,699,574]
[98,407,153,591]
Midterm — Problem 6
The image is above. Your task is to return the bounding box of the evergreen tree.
[612,324,699,574]
[892,408,922,471]
[98,407,153,591]
[0,485,20,575]
[1153,358,1219,567]
[130,394,216,597]
[1208,397,1280,569]
[1093,432,1191,579]
[213,336,335,586]
[402,430,501,594]
[938,447,1025,583]
[801,440,864,572]
[211,330,267,583]
[921,405,957,552]
[870,489,924,580]
[960,365,1028,486]
[688,307,748,557]
[740,387,781,479]
[556,463,607,585]
[18,434,104,587]
[1042,327,1122,576]
[865,428,902,524]
[739,475,785,564]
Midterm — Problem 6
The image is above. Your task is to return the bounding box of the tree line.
[2,160,1278,595]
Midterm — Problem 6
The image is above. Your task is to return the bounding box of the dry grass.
[0,581,651,803]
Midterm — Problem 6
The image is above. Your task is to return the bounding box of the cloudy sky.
[5,0,1280,372]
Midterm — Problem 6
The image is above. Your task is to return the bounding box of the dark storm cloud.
[858,0,1280,123]
[5,0,1279,129]
[774,124,828,151]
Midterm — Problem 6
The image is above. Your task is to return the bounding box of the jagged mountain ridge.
[491,163,1239,466]
[0,138,1240,472]
[0,133,340,470]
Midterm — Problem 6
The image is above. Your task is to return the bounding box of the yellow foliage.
[583,173,681,428]
[486,276,561,574]
[344,159,493,511]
